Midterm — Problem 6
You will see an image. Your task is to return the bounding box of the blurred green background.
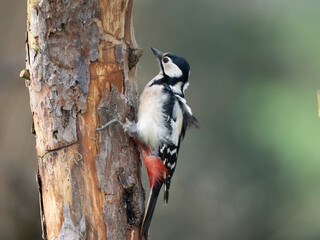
[1,0,320,239]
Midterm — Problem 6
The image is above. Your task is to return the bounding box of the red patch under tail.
[134,138,167,187]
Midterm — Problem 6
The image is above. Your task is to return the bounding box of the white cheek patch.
[163,61,183,78]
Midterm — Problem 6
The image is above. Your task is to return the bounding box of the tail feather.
[163,189,169,205]
[163,180,171,205]
[141,183,162,240]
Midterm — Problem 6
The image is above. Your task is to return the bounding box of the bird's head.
[151,47,190,84]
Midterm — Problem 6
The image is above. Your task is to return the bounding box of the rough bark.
[25,0,144,239]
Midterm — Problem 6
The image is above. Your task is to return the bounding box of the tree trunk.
[25,0,144,239]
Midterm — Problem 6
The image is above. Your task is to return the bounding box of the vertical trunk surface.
[25,0,144,239]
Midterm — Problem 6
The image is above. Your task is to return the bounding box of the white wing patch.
[175,95,193,115]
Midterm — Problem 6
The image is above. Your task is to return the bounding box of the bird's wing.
[175,94,200,139]
[159,142,179,204]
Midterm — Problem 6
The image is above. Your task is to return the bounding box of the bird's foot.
[96,107,137,137]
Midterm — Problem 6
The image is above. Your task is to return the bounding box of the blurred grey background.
[1,0,320,239]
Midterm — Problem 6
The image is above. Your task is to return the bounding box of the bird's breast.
[137,84,168,149]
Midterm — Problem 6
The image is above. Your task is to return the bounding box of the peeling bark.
[25,0,144,239]
[55,202,86,240]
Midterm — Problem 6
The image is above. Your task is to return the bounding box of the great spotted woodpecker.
[98,47,199,239]
[124,47,199,239]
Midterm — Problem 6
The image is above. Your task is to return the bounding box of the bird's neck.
[148,73,188,97]
[166,76,188,97]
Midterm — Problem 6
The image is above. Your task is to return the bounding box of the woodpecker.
[122,47,199,239]
[98,47,199,239]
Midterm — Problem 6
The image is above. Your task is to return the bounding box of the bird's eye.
[163,57,169,63]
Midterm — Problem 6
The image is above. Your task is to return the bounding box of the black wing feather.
[159,93,200,203]
[159,143,179,204]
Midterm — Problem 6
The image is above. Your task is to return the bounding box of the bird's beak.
[151,47,163,61]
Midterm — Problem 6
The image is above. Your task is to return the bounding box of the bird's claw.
[123,118,137,137]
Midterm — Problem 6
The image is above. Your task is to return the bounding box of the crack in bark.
[117,167,138,226]
[36,169,47,240]
[38,141,79,159]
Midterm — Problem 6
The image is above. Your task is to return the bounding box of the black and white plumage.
[124,47,199,239]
